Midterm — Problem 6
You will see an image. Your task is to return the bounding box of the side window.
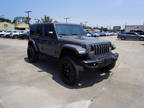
[37,24,43,36]
[126,33,134,35]
[129,33,135,35]
[44,24,56,38]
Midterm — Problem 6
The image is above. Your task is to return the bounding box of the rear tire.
[59,56,79,86]
[121,37,126,40]
[27,45,39,63]
[6,35,9,38]
[139,37,144,41]
[14,35,18,39]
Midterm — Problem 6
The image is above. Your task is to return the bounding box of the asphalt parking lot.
[0,36,144,108]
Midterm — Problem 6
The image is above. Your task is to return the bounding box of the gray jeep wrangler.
[27,23,119,85]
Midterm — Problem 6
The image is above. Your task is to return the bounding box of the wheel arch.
[28,39,39,52]
[59,44,87,59]
[59,47,78,59]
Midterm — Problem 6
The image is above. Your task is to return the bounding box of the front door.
[42,24,58,57]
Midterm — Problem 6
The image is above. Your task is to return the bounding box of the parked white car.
[94,32,100,37]
[0,30,6,37]
[2,31,11,38]
[10,30,20,38]
[18,30,30,39]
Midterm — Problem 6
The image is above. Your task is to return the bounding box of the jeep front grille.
[94,43,110,55]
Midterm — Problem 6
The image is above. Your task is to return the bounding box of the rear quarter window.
[44,24,56,38]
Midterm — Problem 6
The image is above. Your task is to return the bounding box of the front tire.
[121,37,126,40]
[27,45,39,63]
[139,37,144,41]
[14,35,18,39]
[6,35,9,38]
[59,56,79,86]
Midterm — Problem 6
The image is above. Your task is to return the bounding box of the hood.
[59,35,110,46]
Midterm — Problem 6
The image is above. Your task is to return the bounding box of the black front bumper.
[82,53,119,69]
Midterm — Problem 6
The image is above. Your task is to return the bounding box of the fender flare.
[61,44,87,55]
[28,39,39,52]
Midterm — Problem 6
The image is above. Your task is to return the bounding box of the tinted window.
[44,24,56,38]
[126,33,135,35]
[136,32,144,35]
[30,24,43,36]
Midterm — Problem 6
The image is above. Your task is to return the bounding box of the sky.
[0,0,144,28]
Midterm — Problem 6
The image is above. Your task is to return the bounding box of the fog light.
[93,63,97,66]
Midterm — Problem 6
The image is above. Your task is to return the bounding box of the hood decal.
[62,40,82,46]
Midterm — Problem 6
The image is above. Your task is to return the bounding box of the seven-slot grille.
[93,43,110,55]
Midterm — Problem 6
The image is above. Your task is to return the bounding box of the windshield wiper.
[59,34,68,37]
[59,34,67,36]
[72,34,80,35]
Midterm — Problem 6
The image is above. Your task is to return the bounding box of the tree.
[99,27,108,32]
[53,20,58,23]
[13,17,31,24]
[41,15,53,23]
[35,19,41,24]
[0,17,12,23]
[24,17,31,24]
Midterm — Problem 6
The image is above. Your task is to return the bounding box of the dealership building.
[0,22,29,31]
[125,25,144,32]
[0,22,14,30]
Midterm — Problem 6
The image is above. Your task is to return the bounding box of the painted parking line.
[42,100,92,108]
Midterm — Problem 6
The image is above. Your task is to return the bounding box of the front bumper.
[82,53,119,69]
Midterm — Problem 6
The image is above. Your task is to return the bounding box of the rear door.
[125,33,134,39]
[36,24,44,52]
[128,33,137,39]
[30,24,44,52]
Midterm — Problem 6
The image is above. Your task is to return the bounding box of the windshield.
[55,24,85,36]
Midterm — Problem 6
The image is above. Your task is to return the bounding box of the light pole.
[25,10,32,24]
[64,17,70,23]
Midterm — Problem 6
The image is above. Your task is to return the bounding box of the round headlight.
[111,43,116,50]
